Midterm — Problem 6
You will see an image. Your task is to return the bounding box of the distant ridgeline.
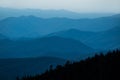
[20,49,120,80]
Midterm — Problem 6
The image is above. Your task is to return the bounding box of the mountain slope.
[0,36,94,59]
[47,29,95,42]
[0,14,119,38]
[85,26,120,50]
[0,57,66,80]
[47,27,120,50]
[22,50,120,80]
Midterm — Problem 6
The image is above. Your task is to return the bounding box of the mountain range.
[1,25,120,59]
[0,8,120,80]
[47,26,120,50]
[0,14,120,59]
[0,36,94,60]
[0,14,120,38]
[0,7,114,20]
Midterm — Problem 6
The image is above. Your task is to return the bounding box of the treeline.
[19,49,120,80]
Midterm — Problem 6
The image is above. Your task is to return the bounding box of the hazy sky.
[0,0,120,13]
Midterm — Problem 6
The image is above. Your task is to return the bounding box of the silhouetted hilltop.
[21,49,120,80]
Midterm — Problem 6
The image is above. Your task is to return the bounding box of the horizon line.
[0,7,119,14]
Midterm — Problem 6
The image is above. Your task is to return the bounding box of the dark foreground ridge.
[20,49,120,80]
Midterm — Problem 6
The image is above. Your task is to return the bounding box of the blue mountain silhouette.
[0,36,94,59]
[47,27,120,50]
[0,14,119,38]
[0,7,114,20]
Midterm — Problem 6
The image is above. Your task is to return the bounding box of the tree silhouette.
[20,49,120,80]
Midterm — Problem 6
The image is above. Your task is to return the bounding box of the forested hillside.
[21,49,120,80]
